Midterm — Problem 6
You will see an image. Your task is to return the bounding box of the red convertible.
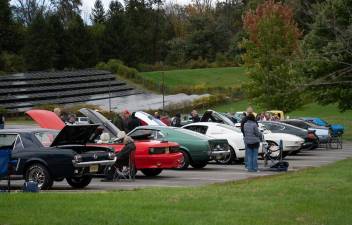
[26,110,183,176]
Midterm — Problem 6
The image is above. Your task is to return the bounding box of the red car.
[26,110,183,177]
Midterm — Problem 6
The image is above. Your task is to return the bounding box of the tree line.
[0,0,350,111]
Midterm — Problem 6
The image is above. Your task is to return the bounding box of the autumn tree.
[242,0,304,112]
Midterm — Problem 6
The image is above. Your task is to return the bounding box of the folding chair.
[0,147,11,192]
[105,143,136,182]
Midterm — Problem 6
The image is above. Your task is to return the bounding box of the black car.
[0,125,116,189]
[261,121,319,150]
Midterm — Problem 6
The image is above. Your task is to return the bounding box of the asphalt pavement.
[2,141,352,192]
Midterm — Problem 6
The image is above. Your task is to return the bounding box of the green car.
[129,126,230,169]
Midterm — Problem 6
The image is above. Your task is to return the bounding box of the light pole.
[162,71,165,113]
[108,81,111,112]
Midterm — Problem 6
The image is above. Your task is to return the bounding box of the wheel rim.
[177,152,186,168]
[28,167,45,188]
[217,150,232,164]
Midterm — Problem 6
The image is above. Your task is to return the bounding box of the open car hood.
[79,108,120,137]
[51,124,99,147]
[201,110,236,126]
[26,110,65,130]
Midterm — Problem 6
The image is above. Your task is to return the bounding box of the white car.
[135,111,166,126]
[76,117,90,125]
[183,122,304,162]
[183,122,248,163]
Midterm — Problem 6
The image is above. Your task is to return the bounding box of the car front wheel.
[141,169,162,176]
[178,150,190,169]
[66,176,92,189]
[25,163,53,190]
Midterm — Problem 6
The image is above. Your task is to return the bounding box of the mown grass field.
[141,67,248,89]
[1,159,352,225]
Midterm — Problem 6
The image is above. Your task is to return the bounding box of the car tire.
[215,146,236,165]
[141,169,162,177]
[190,161,208,169]
[66,176,92,189]
[178,150,190,170]
[25,163,53,190]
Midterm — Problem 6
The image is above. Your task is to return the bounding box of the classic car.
[0,125,116,189]
[260,121,319,151]
[281,119,330,143]
[300,117,344,136]
[128,126,230,169]
[27,109,183,177]
[183,122,247,164]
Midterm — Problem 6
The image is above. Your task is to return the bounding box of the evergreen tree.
[23,13,56,71]
[91,0,106,24]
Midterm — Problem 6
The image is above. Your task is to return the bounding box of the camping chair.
[105,142,136,181]
[328,132,343,149]
[0,147,12,192]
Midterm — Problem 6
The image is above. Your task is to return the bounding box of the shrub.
[0,52,25,73]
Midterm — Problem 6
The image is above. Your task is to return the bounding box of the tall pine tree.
[91,0,106,24]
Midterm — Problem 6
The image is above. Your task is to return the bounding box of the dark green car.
[128,126,230,169]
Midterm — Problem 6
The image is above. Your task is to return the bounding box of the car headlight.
[108,152,115,160]
[74,154,82,163]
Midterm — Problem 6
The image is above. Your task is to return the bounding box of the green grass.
[141,67,248,89]
[213,99,352,140]
[1,159,352,225]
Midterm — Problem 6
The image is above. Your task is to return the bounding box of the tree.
[242,0,304,112]
[302,0,352,111]
[90,0,106,24]
[51,0,82,26]
[12,0,49,26]
[23,13,56,70]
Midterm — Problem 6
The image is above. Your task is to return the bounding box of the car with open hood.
[0,124,116,190]
[27,109,183,177]
[127,126,230,169]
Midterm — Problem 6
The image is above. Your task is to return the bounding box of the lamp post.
[162,71,165,113]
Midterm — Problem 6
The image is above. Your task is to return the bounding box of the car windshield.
[34,131,59,147]
[216,124,242,133]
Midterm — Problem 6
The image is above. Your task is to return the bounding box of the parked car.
[0,125,116,189]
[76,117,90,125]
[266,110,285,120]
[128,126,230,169]
[300,117,344,136]
[183,122,246,164]
[260,121,319,151]
[134,111,166,126]
[281,119,330,143]
[27,109,183,177]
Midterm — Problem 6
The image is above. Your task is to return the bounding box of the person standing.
[0,112,5,129]
[243,113,261,172]
[191,110,200,122]
[171,113,182,127]
[127,112,141,132]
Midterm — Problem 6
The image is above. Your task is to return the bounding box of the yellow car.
[266,110,285,120]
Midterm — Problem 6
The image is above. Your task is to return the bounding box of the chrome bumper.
[210,150,231,157]
[72,157,116,167]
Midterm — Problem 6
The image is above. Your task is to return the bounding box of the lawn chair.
[328,132,343,149]
[105,142,136,181]
[0,147,12,192]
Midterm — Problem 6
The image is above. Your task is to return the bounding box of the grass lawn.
[1,159,351,225]
[141,67,248,89]
[213,100,352,140]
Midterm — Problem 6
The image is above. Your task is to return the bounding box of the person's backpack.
[270,161,289,172]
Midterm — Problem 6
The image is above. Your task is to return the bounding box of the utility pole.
[162,71,165,113]
[108,81,112,112]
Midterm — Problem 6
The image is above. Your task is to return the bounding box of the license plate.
[89,165,99,173]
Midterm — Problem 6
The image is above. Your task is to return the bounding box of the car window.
[34,131,58,147]
[129,129,154,140]
[184,125,208,134]
[0,134,18,150]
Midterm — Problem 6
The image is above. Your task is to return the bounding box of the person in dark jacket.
[243,113,262,172]
[127,112,141,132]
[0,113,4,129]
[191,110,200,122]
[171,113,182,127]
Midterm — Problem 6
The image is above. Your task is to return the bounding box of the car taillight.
[149,147,169,154]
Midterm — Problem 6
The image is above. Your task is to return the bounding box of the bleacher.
[0,69,142,110]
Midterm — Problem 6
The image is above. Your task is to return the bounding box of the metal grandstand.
[0,69,142,111]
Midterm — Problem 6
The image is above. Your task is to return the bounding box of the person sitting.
[97,133,110,144]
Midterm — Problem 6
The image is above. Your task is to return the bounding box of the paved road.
[2,142,351,192]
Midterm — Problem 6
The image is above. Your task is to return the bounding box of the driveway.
[2,142,351,191]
